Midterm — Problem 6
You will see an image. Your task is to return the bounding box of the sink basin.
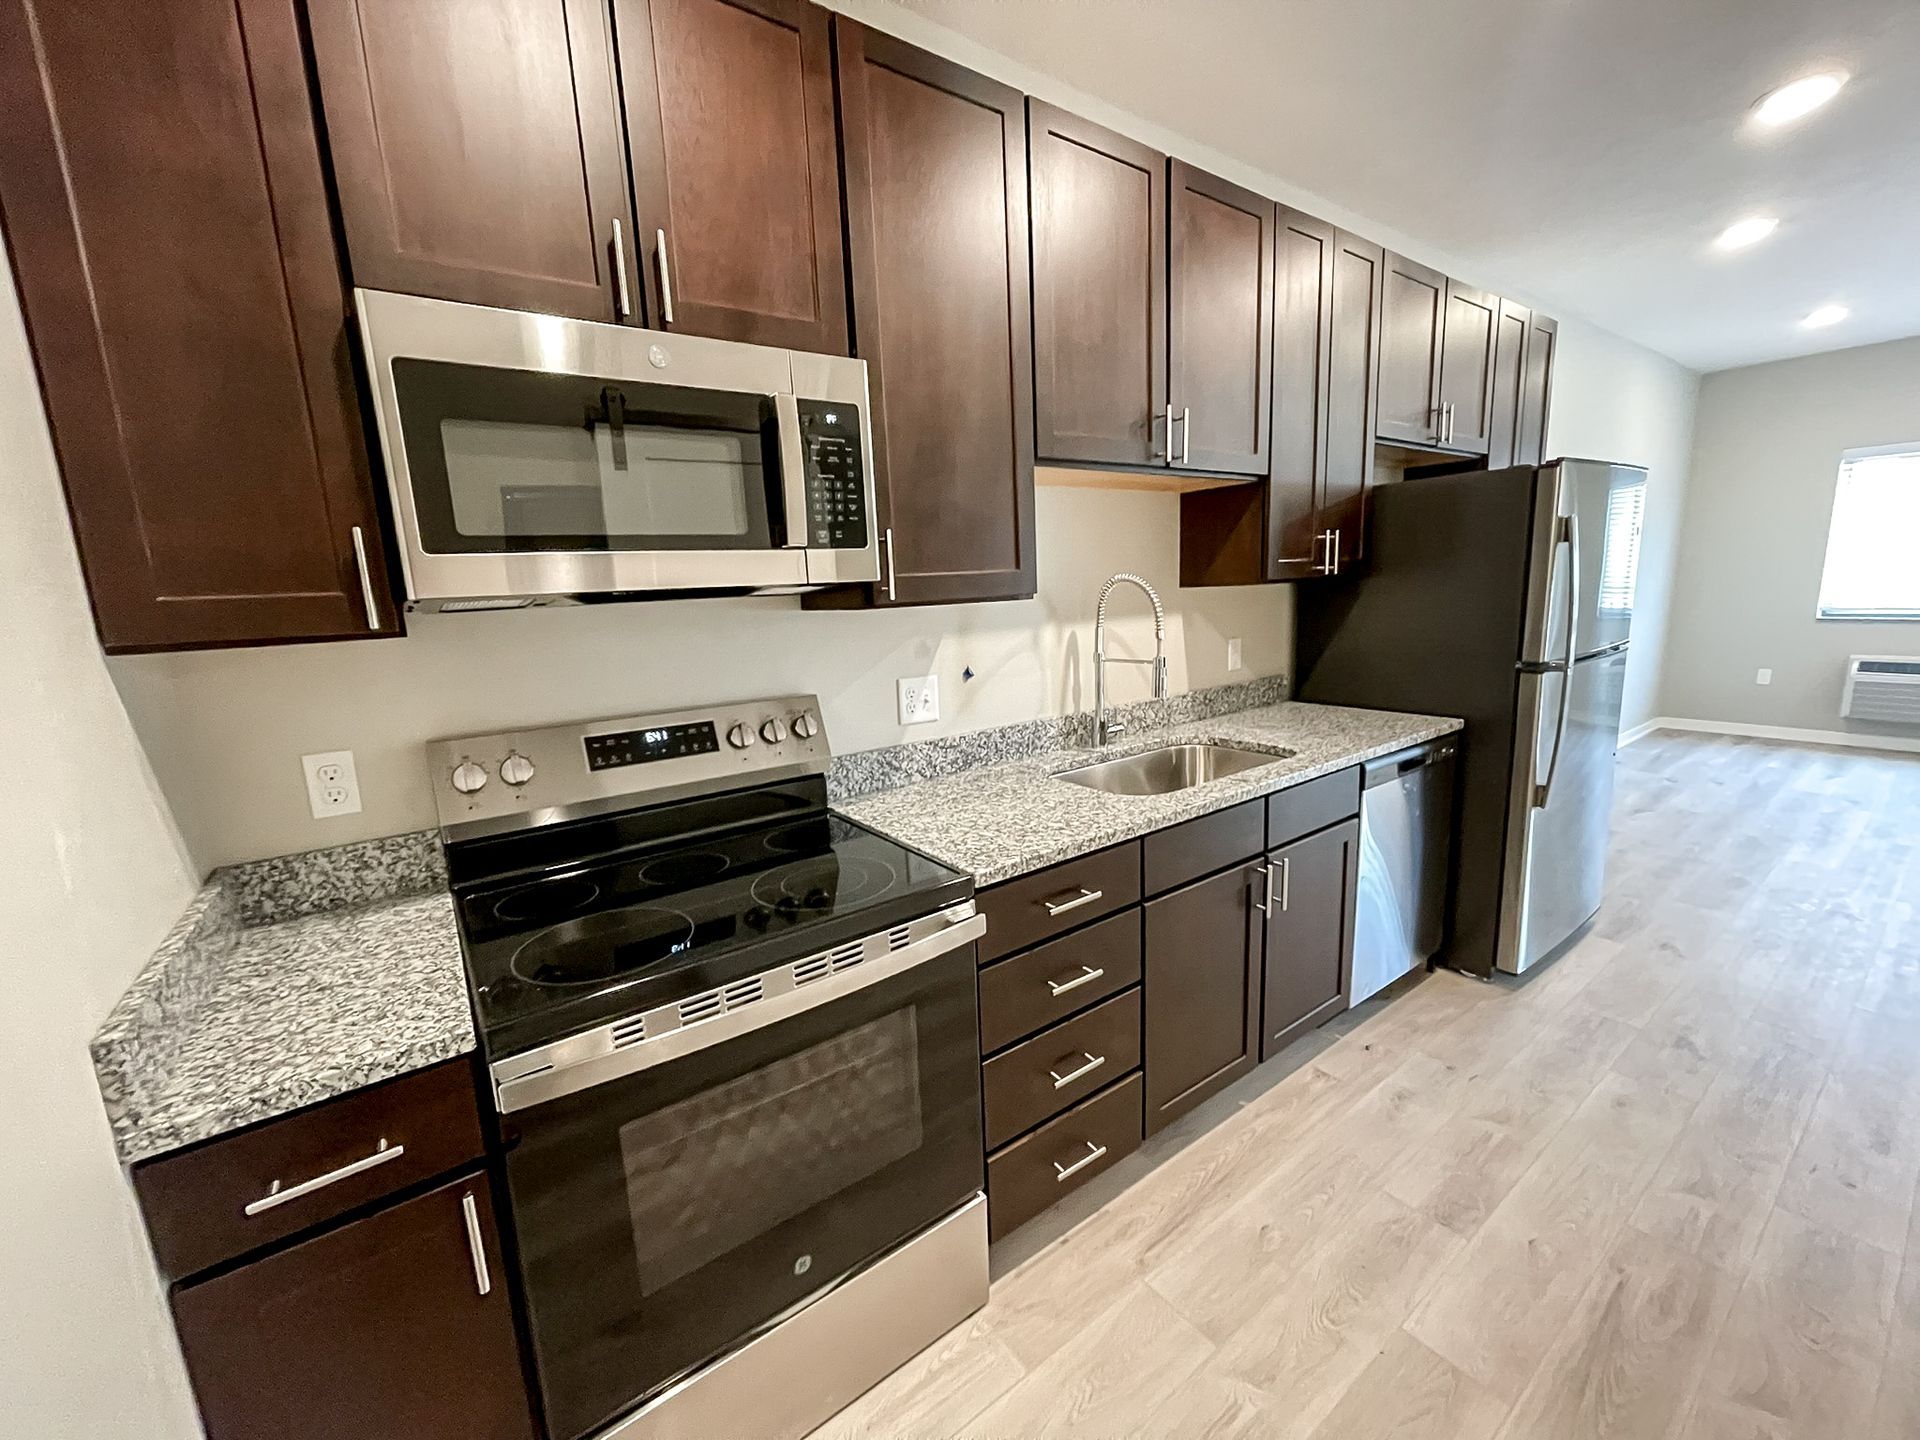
[1054,742,1291,797]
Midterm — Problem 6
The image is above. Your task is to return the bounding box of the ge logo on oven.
[793,1254,812,1277]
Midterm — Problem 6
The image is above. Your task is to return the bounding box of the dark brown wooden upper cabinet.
[829,22,1035,604]
[1436,279,1498,454]
[1167,162,1274,477]
[1323,231,1385,570]
[308,0,637,324]
[1376,251,1446,446]
[1263,208,1337,577]
[0,0,401,652]
[172,1176,533,1440]
[1029,101,1167,468]
[1517,311,1558,467]
[613,0,847,351]
[1486,296,1530,469]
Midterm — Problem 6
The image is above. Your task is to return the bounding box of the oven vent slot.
[885,923,914,952]
[826,938,868,973]
[720,976,765,1008]
[792,954,835,987]
[610,1015,650,1048]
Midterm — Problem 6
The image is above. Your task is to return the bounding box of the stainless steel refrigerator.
[1296,459,1645,977]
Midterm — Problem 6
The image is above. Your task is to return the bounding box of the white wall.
[0,265,204,1435]
[1543,318,1702,734]
[1661,336,1920,738]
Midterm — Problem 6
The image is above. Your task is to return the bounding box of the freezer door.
[1497,648,1630,973]
[1519,460,1649,667]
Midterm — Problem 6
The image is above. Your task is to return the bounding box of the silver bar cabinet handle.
[881,526,898,601]
[1252,860,1274,915]
[655,228,675,324]
[1042,886,1104,917]
[1332,529,1341,577]
[1048,1052,1107,1089]
[1160,405,1173,460]
[1181,405,1192,464]
[244,1139,404,1216]
[349,526,380,630]
[1280,855,1292,911]
[1054,1141,1109,1182]
[611,219,632,318]
[1047,965,1106,997]
[461,1191,492,1297]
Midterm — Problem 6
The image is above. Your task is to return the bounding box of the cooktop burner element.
[434,696,972,1059]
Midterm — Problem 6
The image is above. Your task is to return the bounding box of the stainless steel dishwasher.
[1352,740,1456,1004]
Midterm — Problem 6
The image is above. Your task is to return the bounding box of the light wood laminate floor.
[810,733,1920,1439]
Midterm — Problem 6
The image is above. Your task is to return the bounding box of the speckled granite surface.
[92,840,470,1165]
[838,701,1462,886]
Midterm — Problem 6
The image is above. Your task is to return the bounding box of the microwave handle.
[773,392,809,549]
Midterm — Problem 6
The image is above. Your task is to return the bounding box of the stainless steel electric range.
[428,697,988,1440]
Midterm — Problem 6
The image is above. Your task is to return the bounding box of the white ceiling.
[892,0,1920,373]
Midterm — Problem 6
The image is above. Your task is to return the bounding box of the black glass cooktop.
[448,785,971,1057]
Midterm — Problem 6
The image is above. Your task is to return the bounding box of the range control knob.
[791,711,819,740]
[726,723,755,749]
[760,718,787,744]
[450,761,489,795]
[499,752,536,787]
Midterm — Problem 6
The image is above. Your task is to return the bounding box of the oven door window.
[502,948,982,1440]
[391,358,787,553]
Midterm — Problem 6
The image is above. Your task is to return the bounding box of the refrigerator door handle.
[1534,512,1579,808]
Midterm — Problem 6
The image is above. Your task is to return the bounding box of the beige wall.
[0,265,204,1435]
[1661,336,1920,740]
[1543,319,1701,735]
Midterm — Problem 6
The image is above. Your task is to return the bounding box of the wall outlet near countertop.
[1755,668,1773,686]
[897,675,939,725]
[1226,637,1244,672]
[301,750,362,818]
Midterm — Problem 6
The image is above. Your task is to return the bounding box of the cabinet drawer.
[983,989,1142,1149]
[987,1072,1143,1242]
[978,909,1141,1053]
[978,842,1141,962]
[133,1058,486,1280]
[1142,799,1264,896]
[1266,767,1361,847]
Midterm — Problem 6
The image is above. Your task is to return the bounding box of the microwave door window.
[441,419,610,538]
[594,424,755,538]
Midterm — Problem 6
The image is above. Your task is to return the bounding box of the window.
[1597,480,1646,614]
[1817,445,1920,619]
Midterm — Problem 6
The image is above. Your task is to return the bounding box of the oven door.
[497,918,985,1440]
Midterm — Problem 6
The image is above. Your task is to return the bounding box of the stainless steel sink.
[1054,743,1291,797]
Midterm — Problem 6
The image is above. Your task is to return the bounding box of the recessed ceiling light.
[1801,303,1850,328]
[1715,216,1779,250]
[1751,72,1848,128]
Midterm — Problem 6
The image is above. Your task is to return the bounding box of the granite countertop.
[92,833,473,1165]
[838,700,1462,886]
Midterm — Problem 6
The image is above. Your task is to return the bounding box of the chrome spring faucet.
[1092,573,1168,747]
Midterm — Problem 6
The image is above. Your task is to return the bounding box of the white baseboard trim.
[1630,715,1920,756]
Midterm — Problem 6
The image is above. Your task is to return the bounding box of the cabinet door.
[1029,101,1167,467]
[172,1176,533,1440]
[1437,280,1498,454]
[1486,297,1530,469]
[308,0,636,324]
[834,23,1035,604]
[1265,208,1335,578]
[1168,162,1274,476]
[615,0,847,351]
[0,0,401,652]
[1324,231,1385,571]
[1261,819,1358,1059]
[1144,863,1262,1134]
[1376,252,1445,446]
[1517,312,1558,467]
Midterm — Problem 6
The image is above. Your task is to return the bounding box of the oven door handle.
[493,906,986,1113]
[774,392,810,550]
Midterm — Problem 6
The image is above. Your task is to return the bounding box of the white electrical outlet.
[301,750,363,819]
[1755,668,1773,686]
[897,675,939,725]
[1226,637,1244,672]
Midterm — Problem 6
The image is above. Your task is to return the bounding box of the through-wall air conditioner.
[1840,655,1920,724]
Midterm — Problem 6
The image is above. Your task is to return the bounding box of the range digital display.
[584,722,720,771]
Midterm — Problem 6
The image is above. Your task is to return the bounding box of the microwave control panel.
[798,400,869,550]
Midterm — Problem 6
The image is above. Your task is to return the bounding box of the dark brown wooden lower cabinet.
[171,1175,534,1440]
[1260,819,1359,1058]
[1144,861,1263,1134]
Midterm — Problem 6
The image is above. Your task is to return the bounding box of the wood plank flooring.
[809,733,1920,1439]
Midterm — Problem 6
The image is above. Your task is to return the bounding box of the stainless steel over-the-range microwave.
[354,289,880,610]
